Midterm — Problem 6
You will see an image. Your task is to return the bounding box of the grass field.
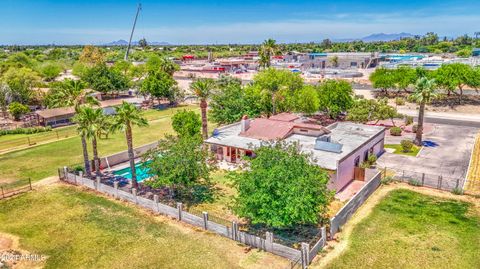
[0,105,202,188]
[0,184,287,269]
[323,189,480,269]
[465,132,480,195]
[384,144,421,157]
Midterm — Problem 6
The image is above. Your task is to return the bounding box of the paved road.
[398,109,480,128]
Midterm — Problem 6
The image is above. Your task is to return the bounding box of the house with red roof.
[205,113,385,192]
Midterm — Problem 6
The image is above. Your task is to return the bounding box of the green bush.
[408,179,422,186]
[360,162,371,169]
[404,115,414,126]
[8,102,30,120]
[0,126,52,136]
[73,165,85,173]
[452,187,464,195]
[390,126,402,136]
[395,97,405,106]
[412,124,418,133]
[401,139,414,153]
[367,153,377,165]
[381,176,394,185]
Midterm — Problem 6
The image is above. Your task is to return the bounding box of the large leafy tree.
[82,64,130,94]
[317,80,354,118]
[112,102,148,188]
[369,67,395,94]
[172,109,202,138]
[347,98,398,125]
[411,77,437,145]
[293,85,319,115]
[190,78,216,139]
[79,45,105,66]
[210,81,255,124]
[146,55,179,75]
[140,71,177,103]
[435,63,476,96]
[259,39,278,69]
[393,66,418,93]
[252,68,303,115]
[0,83,13,119]
[231,141,333,228]
[144,134,210,196]
[1,67,40,104]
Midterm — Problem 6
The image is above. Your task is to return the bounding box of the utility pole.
[124,3,142,61]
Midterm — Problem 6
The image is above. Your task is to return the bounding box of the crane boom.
[124,3,142,61]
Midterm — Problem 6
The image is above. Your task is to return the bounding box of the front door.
[231,148,237,163]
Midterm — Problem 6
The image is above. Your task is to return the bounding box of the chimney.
[241,115,250,132]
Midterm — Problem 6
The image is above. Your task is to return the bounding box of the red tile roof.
[269,112,299,122]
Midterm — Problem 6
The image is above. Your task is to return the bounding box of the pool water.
[112,161,152,182]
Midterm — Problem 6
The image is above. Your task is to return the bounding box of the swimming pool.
[112,161,152,182]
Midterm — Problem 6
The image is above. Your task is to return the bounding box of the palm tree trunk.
[414,102,425,146]
[200,99,208,139]
[81,135,91,178]
[92,135,101,177]
[126,123,138,189]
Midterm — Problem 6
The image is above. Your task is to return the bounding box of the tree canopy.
[171,109,202,138]
[317,80,354,118]
[231,141,333,228]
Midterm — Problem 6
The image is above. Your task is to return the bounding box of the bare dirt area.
[0,233,46,269]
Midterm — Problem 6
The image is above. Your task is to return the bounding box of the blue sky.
[2,0,480,45]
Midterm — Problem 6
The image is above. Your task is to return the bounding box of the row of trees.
[370,63,480,96]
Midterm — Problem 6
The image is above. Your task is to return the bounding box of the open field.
[0,184,287,269]
[0,105,202,188]
[317,187,480,269]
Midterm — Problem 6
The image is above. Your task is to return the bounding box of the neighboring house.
[35,98,142,127]
[473,48,480,57]
[205,113,385,192]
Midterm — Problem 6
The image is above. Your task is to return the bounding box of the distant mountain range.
[104,39,171,46]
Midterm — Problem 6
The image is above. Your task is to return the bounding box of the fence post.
[1,187,4,198]
[231,221,238,241]
[28,178,32,190]
[57,168,61,180]
[301,242,310,268]
[96,176,101,191]
[153,194,160,212]
[132,188,138,204]
[78,171,83,185]
[455,178,460,189]
[321,227,327,247]
[421,173,425,186]
[114,181,119,198]
[265,232,273,252]
[202,212,208,230]
[439,176,443,189]
[177,202,183,220]
[63,166,68,181]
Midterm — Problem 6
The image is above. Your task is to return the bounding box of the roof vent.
[314,135,342,153]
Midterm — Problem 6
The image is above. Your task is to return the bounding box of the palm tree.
[49,79,99,177]
[259,39,278,68]
[411,77,437,146]
[72,107,94,178]
[190,78,216,139]
[112,102,148,188]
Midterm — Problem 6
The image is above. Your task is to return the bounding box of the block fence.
[329,171,382,237]
[59,168,328,268]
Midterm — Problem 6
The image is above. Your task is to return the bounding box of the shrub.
[360,162,371,169]
[73,165,85,174]
[390,126,402,136]
[381,176,394,185]
[401,139,414,152]
[404,115,413,126]
[412,124,418,133]
[452,187,464,195]
[367,153,377,165]
[408,179,422,186]
[0,126,52,136]
[407,94,417,103]
[8,102,30,120]
[395,97,405,106]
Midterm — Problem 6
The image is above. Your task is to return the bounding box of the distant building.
[205,113,385,192]
[281,52,379,70]
[473,48,480,57]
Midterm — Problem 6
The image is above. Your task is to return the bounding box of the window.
[354,156,360,167]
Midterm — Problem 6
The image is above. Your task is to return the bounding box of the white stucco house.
[205,113,385,192]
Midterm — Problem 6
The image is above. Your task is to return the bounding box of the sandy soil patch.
[0,233,46,269]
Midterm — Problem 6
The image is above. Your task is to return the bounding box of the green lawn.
[384,144,421,157]
[0,105,201,188]
[324,189,480,269]
[0,185,287,269]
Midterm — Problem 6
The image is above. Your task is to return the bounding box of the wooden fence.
[329,171,382,237]
[59,168,329,268]
[0,179,33,200]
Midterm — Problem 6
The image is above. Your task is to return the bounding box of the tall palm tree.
[49,79,99,177]
[259,39,278,69]
[112,102,148,188]
[412,77,437,146]
[72,107,94,178]
[190,78,216,139]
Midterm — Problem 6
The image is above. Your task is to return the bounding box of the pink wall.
[334,131,385,192]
